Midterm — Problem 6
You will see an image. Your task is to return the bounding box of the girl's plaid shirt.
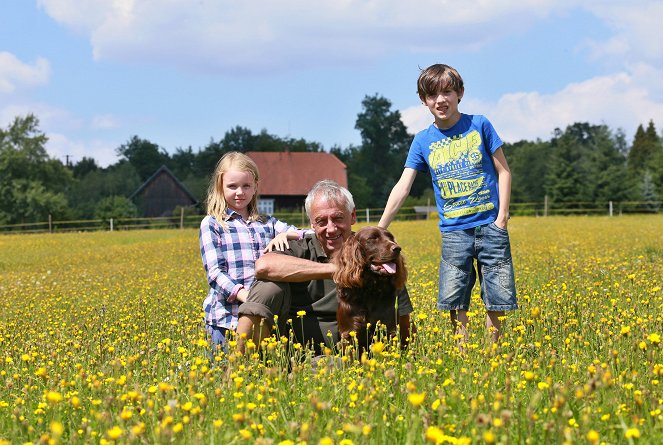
[199,210,299,329]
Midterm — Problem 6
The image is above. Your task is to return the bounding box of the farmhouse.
[246,151,347,213]
[129,165,198,217]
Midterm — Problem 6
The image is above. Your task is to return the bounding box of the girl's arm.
[200,218,242,303]
[264,231,296,252]
[378,168,418,229]
[491,147,512,229]
[264,218,310,253]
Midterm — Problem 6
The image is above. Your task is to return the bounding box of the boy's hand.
[494,215,509,230]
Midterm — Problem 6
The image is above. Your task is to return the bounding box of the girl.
[199,151,305,358]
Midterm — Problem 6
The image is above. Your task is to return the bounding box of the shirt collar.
[309,235,330,262]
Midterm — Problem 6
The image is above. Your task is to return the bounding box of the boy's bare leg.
[236,315,271,354]
[486,310,504,343]
[450,309,469,347]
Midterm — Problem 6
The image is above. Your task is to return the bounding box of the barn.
[129,165,198,217]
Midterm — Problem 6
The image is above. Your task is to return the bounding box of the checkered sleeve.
[270,217,310,239]
[199,216,239,300]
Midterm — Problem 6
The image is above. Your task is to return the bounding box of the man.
[237,180,413,353]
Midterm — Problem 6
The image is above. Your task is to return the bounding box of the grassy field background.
[0,216,661,444]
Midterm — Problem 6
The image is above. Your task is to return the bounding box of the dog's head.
[333,226,407,289]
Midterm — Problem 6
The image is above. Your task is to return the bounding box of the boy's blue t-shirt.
[405,114,503,232]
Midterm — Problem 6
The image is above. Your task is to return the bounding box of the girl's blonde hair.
[206,152,261,227]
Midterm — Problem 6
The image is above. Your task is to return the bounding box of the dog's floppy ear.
[333,233,366,288]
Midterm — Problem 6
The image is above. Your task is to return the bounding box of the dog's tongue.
[382,262,397,274]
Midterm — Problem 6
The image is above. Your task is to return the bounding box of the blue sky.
[2,0,662,167]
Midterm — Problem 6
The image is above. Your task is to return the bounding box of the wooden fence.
[1,200,661,235]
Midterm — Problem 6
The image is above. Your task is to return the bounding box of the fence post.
[110,218,113,232]
[366,208,370,223]
[544,195,548,217]
[609,201,613,217]
[180,207,184,229]
[48,214,52,233]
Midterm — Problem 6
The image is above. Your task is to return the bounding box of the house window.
[258,199,274,215]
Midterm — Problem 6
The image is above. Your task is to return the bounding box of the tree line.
[1,94,662,225]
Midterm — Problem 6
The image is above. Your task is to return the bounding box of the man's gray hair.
[304,180,355,220]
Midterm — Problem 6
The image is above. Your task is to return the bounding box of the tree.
[116,136,169,181]
[505,139,551,204]
[94,196,138,221]
[544,123,631,209]
[67,161,141,218]
[628,120,661,173]
[0,114,73,224]
[72,156,99,178]
[350,94,427,207]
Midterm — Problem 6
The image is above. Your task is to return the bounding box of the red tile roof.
[247,151,347,196]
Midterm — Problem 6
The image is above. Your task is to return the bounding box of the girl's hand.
[236,287,249,303]
[264,233,290,253]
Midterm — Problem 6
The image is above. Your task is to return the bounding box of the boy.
[378,63,517,343]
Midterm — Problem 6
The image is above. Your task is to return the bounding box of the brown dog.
[333,226,407,352]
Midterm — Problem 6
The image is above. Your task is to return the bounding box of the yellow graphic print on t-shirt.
[428,130,494,218]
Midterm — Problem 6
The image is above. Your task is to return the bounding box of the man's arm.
[492,147,512,229]
[378,168,418,229]
[255,252,335,282]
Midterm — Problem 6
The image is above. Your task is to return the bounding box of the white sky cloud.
[36,0,577,73]
[21,0,663,162]
[0,52,50,94]
[45,133,119,167]
[0,103,121,167]
[91,114,122,130]
[582,0,663,64]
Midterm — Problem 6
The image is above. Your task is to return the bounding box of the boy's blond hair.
[206,151,261,228]
[417,64,464,103]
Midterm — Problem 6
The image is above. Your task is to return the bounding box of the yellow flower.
[586,429,599,443]
[296,310,306,317]
[425,426,444,443]
[319,437,334,445]
[370,341,384,354]
[625,427,640,439]
[50,421,64,437]
[648,333,661,344]
[45,391,63,403]
[483,430,496,444]
[107,426,123,440]
[523,371,535,381]
[408,392,426,407]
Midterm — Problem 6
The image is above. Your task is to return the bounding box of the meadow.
[0,215,661,444]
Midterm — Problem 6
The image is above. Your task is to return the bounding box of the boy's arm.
[378,168,418,229]
[492,147,512,229]
[255,252,335,282]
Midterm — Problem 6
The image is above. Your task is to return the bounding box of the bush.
[94,196,138,222]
